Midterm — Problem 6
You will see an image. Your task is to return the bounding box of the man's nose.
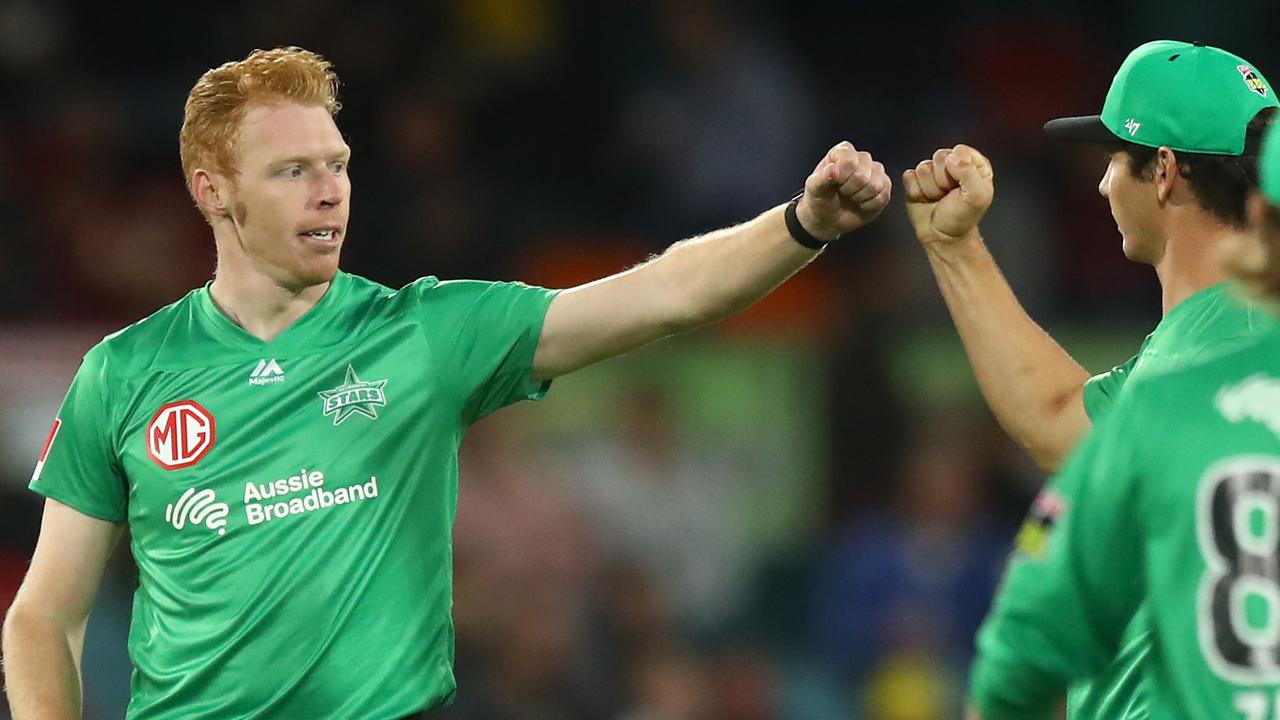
[317,172,344,207]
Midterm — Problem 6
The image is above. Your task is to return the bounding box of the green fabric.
[1065,618,1151,720]
[1099,40,1278,155]
[971,328,1280,718]
[1082,282,1276,421]
[1067,282,1275,720]
[1261,121,1280,205]
[30,271,558,719]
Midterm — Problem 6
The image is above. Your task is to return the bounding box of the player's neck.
[208,267,330,342]
[1154,211,1234,316]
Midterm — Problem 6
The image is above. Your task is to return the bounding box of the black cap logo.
[1239,65,1269,98]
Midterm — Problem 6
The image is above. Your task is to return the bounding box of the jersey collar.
[195,271,352,354]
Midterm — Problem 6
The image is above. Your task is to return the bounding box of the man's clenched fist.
[903,144,995,246]
[795,141,892,241]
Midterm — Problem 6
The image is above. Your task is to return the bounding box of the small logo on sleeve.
[31,418,62,482]
[318,365,388,425]
[147,400,216,470]
[1014,489,1068,561]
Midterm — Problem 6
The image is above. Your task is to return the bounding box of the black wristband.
[784,193,832,251]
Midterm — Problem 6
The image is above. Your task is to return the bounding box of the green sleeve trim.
[518,288,561,403]
[29,481,127,524]
[1083,351,1140,421]
[1081,375,1105,420]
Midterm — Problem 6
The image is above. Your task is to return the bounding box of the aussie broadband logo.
[166,488,230,535]
[318,365,388,425]
[242,467,380,525]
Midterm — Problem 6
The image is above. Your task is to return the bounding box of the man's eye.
[331,162,346,174]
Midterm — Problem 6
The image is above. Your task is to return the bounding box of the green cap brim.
[1044,115,1119,144]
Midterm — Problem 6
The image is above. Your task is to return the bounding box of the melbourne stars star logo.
[318,365,389,425]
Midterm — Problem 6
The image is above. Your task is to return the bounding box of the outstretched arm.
[532,142,891,380]
[903,145,1092,472]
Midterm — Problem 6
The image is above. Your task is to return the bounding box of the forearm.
[3,605,84,720]
[532,204,819,378]
[534,142,887,380]
[653,203,820,330]
[925,232,1091,471]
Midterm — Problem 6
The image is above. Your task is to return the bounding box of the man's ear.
[192,169,232,218]
[1154,147,1179,204]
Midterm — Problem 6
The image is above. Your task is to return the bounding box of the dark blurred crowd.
[0,1,1276,718]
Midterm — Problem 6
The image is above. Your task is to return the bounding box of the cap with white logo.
[1044,40,1278,156]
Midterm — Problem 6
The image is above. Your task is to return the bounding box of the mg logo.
[147,400,216,470]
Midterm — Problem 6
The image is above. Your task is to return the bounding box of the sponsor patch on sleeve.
[1014,488,1068,561]
[31,418,62,482]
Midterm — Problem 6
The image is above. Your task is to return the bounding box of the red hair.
[179,46,340,195]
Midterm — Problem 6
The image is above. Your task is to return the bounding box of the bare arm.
[904,145,1091,472]
[533,142,892,379]
[3,499,124,720]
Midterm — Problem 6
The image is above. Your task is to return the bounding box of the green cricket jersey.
[29,271,558,719]
[1070,281,1278,720]
[970,326,1280,719]
[1083,282,1275,419]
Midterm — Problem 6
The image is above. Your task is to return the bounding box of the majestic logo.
[165,487,229,535]
[249,358,285,386]
[1216,374,1280,439]
[1239,65,1269,97]
[147,400,216,470]
[1123,118,1141,137]
[318,365,388,425]
[31,418,62,482]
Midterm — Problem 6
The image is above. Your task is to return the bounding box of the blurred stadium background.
[0,1,1276,718]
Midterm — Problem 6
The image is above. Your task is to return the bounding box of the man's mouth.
[299,227,341,243]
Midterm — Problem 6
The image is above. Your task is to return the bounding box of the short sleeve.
[1082,352,1140,420]
[969,394,1149,719]
[414,279,560,425]
[29,345,128,523]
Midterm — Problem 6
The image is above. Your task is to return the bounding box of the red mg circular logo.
[146,400,216,470]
